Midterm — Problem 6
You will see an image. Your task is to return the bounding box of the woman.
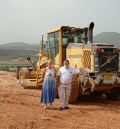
[40,60,56,109]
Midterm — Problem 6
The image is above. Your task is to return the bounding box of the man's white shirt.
[58,66,78,86]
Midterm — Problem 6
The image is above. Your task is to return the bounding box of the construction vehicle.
[18,36,49,89]
[18,22,120,103]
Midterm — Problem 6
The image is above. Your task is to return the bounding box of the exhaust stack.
[87,22,94,43]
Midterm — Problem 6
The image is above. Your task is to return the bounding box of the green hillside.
[0,42,39,71]
[0,42,39,60]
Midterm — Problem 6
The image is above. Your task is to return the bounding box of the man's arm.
[71,68,80,78]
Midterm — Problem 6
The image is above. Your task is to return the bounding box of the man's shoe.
[59,107,64,110]
[64,107,70,109]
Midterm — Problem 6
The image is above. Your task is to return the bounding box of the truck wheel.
[69,74,80,104]
[19,67,29,87]
[105,90,120,100]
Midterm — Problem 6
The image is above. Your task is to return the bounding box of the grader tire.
[19,67,30,88]
[106,89,120,100]
[69,74,80,104]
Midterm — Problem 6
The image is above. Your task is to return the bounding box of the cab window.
[48,32,59,59]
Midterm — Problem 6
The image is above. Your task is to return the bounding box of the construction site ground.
[0,71,120,129]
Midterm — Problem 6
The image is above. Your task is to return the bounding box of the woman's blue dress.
[41,69,55,104]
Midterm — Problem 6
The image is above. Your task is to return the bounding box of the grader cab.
[18,22,120,103]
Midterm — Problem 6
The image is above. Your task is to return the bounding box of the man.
[57,59,79,110]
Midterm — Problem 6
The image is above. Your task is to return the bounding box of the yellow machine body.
[18,23,120,102]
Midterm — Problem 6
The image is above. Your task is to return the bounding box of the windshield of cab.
[62,28,87,46]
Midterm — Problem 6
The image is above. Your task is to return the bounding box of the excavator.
[17,22,120,103]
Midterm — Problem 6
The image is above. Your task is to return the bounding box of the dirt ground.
[0,71,120,129]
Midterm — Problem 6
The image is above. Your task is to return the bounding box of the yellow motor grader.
[18,22,120,103]
[17,36,49,89]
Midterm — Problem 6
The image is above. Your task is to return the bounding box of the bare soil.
[0,71,120,129]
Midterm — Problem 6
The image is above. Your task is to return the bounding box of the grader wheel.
[19,67,30,88]
[105,89,120,100]
[69,74,80,104]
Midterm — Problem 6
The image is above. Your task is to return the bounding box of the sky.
[0,0,120,44]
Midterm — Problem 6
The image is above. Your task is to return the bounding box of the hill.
[0,42,39,61]
[0,42,39,50]
[1,32,120,50]
[94,32,120,45]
